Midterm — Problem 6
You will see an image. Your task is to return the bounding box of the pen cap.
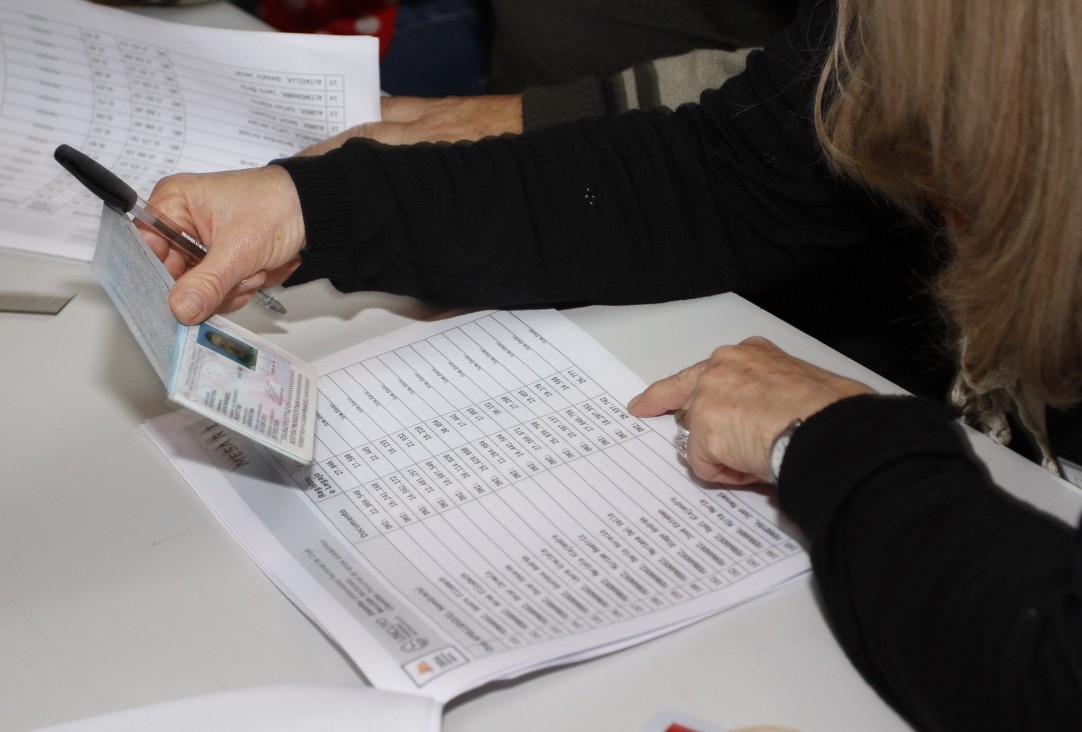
[54,144,138,214]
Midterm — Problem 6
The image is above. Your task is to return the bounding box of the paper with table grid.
[0,0,378,260]
[144,309,810,703]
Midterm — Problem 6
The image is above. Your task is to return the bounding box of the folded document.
[144,307,811,705]
[93,206,316,463]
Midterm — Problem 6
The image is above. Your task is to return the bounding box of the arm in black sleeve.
[277,0,886,310]
[495,0,794,129]
[777,395,1082,730]
[520,47,752,130]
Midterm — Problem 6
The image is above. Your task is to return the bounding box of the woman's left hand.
[627,337,875,484]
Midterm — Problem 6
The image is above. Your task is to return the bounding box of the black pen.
[53,144,287,315]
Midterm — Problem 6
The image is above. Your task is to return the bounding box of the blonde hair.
[815,0,1082,405]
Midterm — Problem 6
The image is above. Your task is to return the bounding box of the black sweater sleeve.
[778,395,1082,730]
[277,0,884,309]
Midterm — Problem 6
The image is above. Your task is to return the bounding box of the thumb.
[169,249,244,324]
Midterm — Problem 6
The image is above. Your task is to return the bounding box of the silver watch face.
[769,434,791,483]
[768,419,803,484]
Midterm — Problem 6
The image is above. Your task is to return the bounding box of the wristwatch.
[768,419,804,485]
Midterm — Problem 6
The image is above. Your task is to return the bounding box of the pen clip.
[54,144,137,214]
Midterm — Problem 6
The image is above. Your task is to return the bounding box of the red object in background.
[257,0,398,58]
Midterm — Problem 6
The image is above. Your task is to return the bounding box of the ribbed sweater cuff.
[522,79,608,130]
[777,394,969,540]
[273,156,359,288]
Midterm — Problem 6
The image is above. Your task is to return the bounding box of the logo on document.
[403,646,468,686]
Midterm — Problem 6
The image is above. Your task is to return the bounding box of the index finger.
[137,221,191,280]
[627,359,709,417]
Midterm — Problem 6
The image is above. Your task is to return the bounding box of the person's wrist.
[501,94,524,134]
[767,419,804,484]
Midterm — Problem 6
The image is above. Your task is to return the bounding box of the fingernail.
[176,290,206,323]
[627,394,641,410]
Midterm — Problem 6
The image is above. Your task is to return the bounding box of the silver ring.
[673,408,690,460]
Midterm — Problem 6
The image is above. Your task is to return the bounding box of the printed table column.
[114,39,183,186]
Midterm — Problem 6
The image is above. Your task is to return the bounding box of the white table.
[6,233,1081,732]
[2,4,1080,732]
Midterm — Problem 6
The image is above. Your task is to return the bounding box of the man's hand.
[142,165,306,324]
[297,94,524,155]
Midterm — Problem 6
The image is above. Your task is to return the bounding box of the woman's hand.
[141,165,306,324]
[627,337,875,484]
[296,94,524,155]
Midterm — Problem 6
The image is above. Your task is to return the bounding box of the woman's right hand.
[142,164,306,324]
[627,338,875,484]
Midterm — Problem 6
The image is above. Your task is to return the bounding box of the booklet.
[143,307,810,711]
[94,205,316,463]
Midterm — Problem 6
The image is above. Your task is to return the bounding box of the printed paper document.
[143,309,810,706]
[0,0,379,260]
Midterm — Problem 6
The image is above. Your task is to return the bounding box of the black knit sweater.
[780,395,1082,730]
[277,0,880,311]
[485,0,796,129]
